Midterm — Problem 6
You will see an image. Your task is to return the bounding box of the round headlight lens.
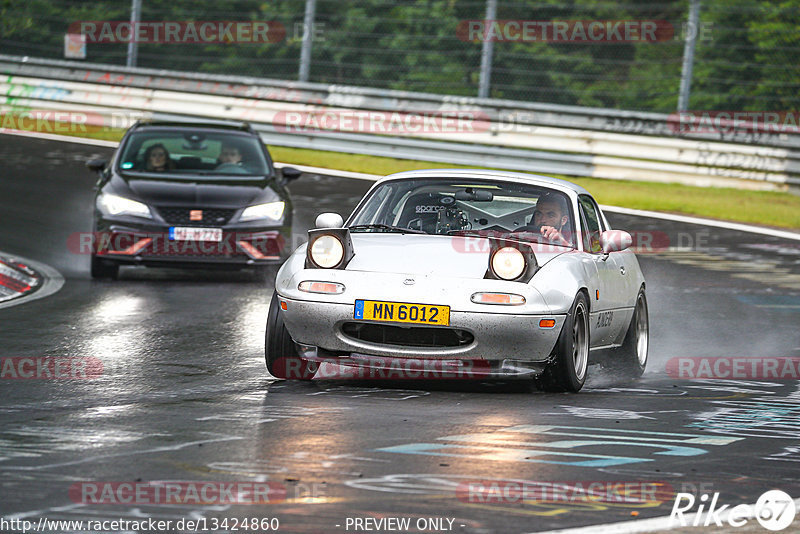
[310,235,344,268]
[491,247,526,280]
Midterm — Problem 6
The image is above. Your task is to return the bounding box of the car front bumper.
[92,218,291,266]
[279,296,565,363]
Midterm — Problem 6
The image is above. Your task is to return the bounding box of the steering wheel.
[215,162,249,174]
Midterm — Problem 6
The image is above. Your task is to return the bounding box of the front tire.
[265,292,315,380]
[542,292,590,392]
[90,256,119,279]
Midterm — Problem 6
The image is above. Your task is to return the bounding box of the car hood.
[344,233,569,278]
[111,173,271,207]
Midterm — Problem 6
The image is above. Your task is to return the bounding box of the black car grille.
[341,322,474,348]
[157,207,236,227]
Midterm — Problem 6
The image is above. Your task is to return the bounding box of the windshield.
[348,178,577,248]
[118,129,271,177]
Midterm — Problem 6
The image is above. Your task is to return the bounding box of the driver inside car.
[516,193,572,246]
[217,143,243,166]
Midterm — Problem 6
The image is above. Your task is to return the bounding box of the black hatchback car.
[87,119,301,279]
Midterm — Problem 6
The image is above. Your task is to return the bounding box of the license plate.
[354,300,450,326]
[169,227,222,242]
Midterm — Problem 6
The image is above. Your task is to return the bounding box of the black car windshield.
[348,178,577,249]
[118,130,271,177]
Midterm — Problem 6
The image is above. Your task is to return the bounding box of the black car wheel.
[542,292,589,392]
[265,292,315,380]
[90,255,119,280]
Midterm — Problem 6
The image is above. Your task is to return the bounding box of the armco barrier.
[1,55,799,192]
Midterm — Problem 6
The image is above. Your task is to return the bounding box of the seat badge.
[403,278,415,285]
[190,210,203,221]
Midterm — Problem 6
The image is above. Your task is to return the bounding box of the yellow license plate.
[354,300,450,326]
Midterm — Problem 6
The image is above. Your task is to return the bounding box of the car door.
[578,195,622,347]
[598,203,640,307]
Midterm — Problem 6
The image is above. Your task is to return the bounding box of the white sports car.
[266,169,648,392]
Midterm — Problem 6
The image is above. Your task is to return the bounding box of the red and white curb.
[0,256,39,302]
[0,253,64,310]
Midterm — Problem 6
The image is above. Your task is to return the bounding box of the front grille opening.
[103,232,249,258]
[157,207,236,227]
[341,322,474,348]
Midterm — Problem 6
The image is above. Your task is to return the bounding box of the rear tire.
[90,256,119,279]
[265,292,315,380]
[611,289,648,378]
[542,292,589,392]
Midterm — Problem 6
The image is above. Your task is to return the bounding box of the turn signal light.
[471,292,526,305]
[539,319,556,328]
[298,281,345,294]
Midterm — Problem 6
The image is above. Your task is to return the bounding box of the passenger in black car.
[144,143,175,171]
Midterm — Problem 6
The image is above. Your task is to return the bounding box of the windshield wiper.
[185,171,262,176]
[349,224,426,234]
[446,230,488,237]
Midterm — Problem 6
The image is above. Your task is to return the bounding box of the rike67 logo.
[671,490,796,531]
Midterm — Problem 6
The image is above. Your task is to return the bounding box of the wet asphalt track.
[1,133,800,533]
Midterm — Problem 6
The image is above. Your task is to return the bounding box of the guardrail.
[2,55,799,192]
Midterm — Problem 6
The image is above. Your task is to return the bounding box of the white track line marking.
[599,205,800,242]
[274,162,382,182]
[0,129,118,147]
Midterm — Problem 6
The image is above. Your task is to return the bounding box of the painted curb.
[0,253,64,310]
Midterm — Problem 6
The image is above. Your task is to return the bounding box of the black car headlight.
[239,201,285,222]
[97,193,152,219]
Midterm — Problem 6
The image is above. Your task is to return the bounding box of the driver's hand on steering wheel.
[540,225,569,246]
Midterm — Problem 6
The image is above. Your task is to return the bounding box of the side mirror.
[315,212,344,229]
[281,166,302,181]
[600,230,633,253]
[86,159,108,173]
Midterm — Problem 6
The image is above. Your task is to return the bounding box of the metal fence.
[1,0,798,113]
[3,55,798,192]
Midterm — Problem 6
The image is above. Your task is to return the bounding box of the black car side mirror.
[281,166,302,181]
[86,159,108,173]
